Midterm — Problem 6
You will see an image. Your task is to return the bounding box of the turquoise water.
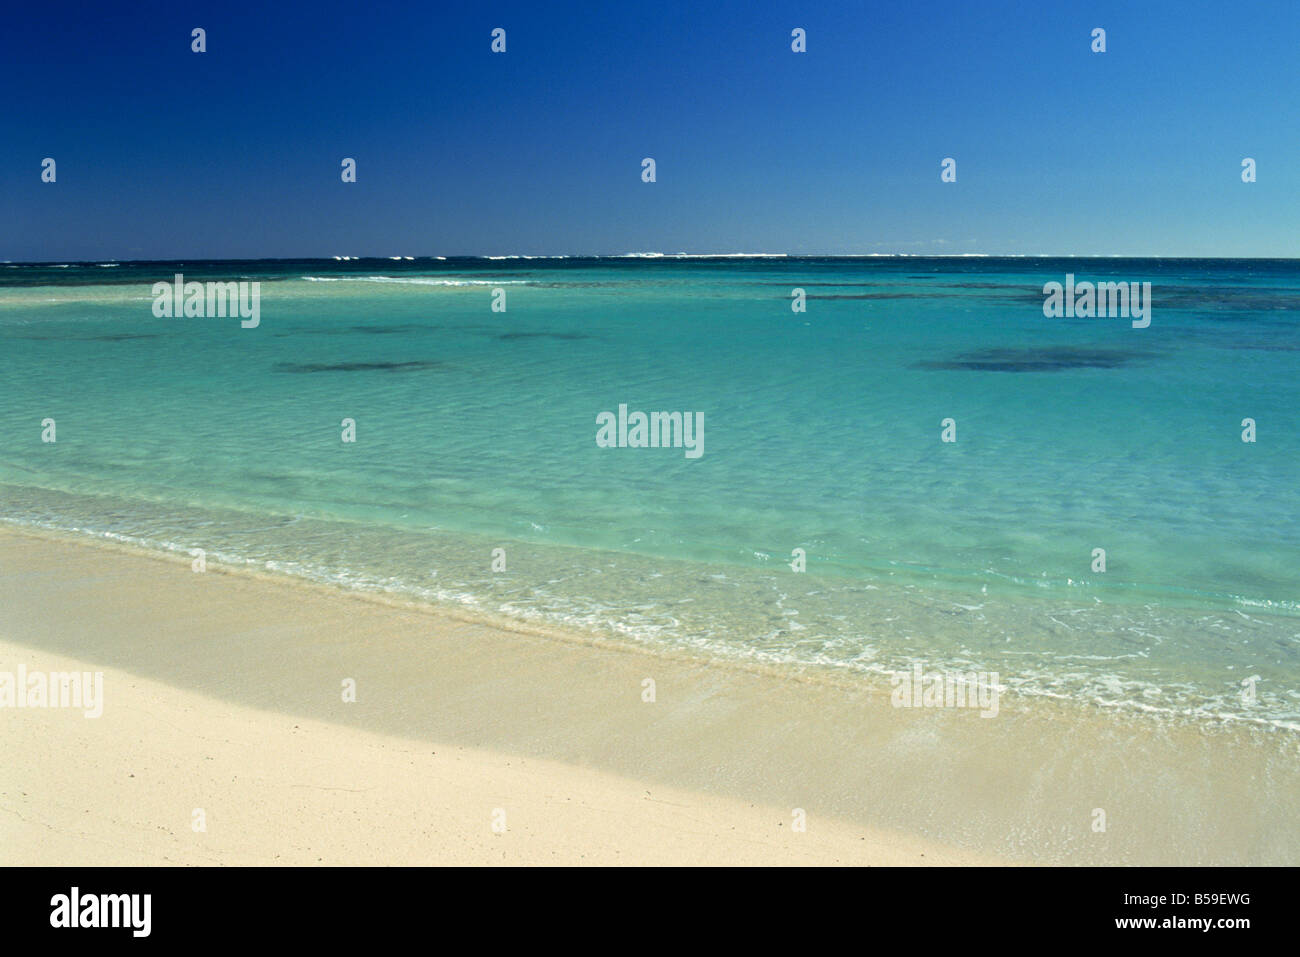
[2,257,1298,726]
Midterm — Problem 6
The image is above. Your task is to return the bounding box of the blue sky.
[2,0,1297,259]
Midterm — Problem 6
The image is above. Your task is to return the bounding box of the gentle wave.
[3,496,1297,734]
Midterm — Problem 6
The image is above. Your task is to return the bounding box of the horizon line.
[6,253,1300,266]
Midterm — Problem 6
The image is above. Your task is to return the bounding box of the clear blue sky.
[3,0,1297,260]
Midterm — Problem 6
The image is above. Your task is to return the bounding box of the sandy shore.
[0,639,995,866]
[1,526,1296,865]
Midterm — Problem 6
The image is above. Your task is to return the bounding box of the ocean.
[2,256,1297,728]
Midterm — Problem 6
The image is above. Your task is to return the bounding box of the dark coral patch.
[914,346,1160,372]
[273,360,444,373]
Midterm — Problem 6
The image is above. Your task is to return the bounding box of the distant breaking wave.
[300,276,531,286]
[614,252,789,259]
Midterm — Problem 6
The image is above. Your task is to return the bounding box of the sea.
[2,256,1297,729]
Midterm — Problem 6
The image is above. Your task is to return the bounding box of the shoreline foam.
[3,497,1297,733]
